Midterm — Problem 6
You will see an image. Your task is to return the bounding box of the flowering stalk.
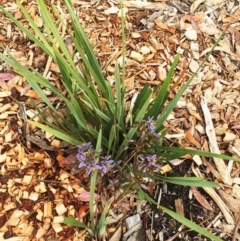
[76,142,114,175]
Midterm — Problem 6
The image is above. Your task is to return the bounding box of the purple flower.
[145,154,159,168]
[146,117,155,132]
[100,159,114,173]
[77,142,92,152]
[85,162,102,175]
[78,160,87,169]
[140,183,148,190]
[77,152,87,162]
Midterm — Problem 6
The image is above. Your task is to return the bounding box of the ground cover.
[0,0,240,240]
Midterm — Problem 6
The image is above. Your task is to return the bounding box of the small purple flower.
[77,152,87,162]
[100,159,114,173]
[77,142,92,152]
[78,160,87,169]
[146,117,155,132]
[140,183,148,190]
[145,154,159,168]
[85,162,102,175]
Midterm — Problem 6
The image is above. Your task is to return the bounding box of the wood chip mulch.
[1,0,240,240]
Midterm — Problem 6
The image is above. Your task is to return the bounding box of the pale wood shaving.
[192,167,234,225]
[201,98,233,186]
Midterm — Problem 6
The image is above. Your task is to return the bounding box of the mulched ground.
[1,0,240,240]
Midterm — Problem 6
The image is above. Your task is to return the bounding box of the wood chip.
[201,98,232,186]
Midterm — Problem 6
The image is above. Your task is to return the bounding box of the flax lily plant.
[0,0,237,240]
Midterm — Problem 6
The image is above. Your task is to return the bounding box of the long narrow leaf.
[147,53,180,119]
[36,0,73,64]
[141,190,223,241]
[64,0,113,103]
[27,121,81,145]
[155,146,240,162]
[153,175,218,187]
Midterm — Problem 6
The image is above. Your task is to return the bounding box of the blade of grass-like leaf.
[43,51,98,132]
[155,146,240,162]
[115,63,124,123]
[147,53,180,119]
[120,0,126,83]
[27,120,81,145]
[36,0,73,65]
[114,90,153,159]
[63,217,92,234]
[80,99,111,123]
[115,62,126,145]
[64,0,113,104]
[0,53,62,111]
[132,84,152,116]
[161,205,223,241]
[54,47,103,112]
[89,171,98,234]
[97,204,111,236]
[89,129,102,233]
[96,126,103,152]
[141,190,223,241]
[97,204,111,237]
[49,5,101,107]
[54,49,74,93]
[107,122,116,156]
[153,175,218,187]
[72,33,114,110]
[134,90,152,123]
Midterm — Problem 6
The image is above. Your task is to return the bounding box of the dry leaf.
[198,23,220,35]
[125,76,134,91]
[78,204,89,219]
[181,13,204,23]
[190,0,206,13]
[20,85,31,96]
[191,187,214,211]
[15,85,40,98]
[0,73,15,86]
[185,129,201,147]
[231,125,240,129]
[223,132,236,142]
[221,8,240,23]
[109,226,122,241]
[78,192,100,202]
[232,184,240,199]
[154,19,175,34]
[169,159,185,166]
[57,152,78,168]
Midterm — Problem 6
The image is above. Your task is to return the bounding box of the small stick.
[232,215,240,241]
